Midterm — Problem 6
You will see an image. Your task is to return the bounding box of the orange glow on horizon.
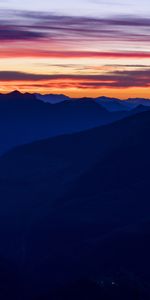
[0,80,150,100]
[1,8,150,99]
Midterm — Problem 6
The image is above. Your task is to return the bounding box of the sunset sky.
[0,0,150,98]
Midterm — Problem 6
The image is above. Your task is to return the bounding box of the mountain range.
[35,92,150,109]
[0,91,150,155]
[1,100,150,298]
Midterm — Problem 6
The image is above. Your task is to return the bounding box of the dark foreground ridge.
[0,109,150,298]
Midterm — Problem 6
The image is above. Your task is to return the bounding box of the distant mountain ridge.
[0,90,150,111]
[35,92,70,104]
[1,90,148,155]
[35,92,150,111]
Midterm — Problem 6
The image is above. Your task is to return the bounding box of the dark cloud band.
[0,69,150,89]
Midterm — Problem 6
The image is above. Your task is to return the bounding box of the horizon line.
[1,90,150,101]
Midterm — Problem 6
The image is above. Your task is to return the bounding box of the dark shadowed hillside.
[0,110,150,298]
[0,91,136,155]
[0,91,149,156]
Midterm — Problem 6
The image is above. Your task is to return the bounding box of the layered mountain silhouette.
[35,92,150,110]
[35,93,70,104]
[0,108,150,298]
[0,91,149,155]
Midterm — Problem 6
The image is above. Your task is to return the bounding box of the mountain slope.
[0,91,134,155]
[0,110,150,298]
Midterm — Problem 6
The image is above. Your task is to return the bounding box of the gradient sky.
[0,0,150,98]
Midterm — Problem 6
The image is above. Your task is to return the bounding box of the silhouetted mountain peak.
[8,90,22,97]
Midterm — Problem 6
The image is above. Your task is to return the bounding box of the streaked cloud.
[0,5,150,97]
[1,68,150,89]
[1,10,150,45]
